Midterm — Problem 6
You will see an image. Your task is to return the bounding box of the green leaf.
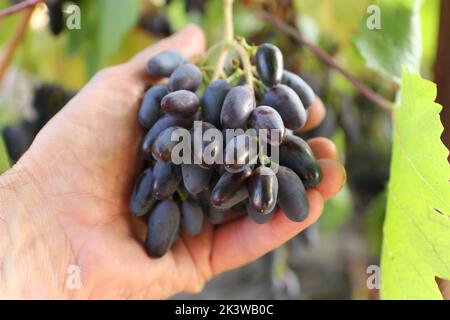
[354,0,422,83]
[166,0,189,32]
[0,136,11,174]
[381,70,450,299]
[67,0,140,76]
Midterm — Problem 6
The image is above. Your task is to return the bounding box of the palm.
[16,26,344,299]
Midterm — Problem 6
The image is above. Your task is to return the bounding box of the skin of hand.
[0,25,346,299]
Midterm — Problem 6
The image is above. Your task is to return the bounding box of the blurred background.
[0,0,447,300]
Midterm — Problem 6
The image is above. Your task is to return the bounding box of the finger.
[297,97,326,133]
[307,137,339,160]
[210,189,324,276]
[316,159,346,200]
[128,24,206,78]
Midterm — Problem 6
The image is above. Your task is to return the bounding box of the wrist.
[0,167,76,299]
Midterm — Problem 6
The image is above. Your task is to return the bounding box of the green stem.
[233,43,254,91]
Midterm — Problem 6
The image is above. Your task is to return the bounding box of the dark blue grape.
[161,90,200,119]
[247,203,277,225]
[279,134,322,188]
[138,85,168,129]
[276,166,309,222]
[220,86,255,129]
[201,80,231,127]
[250,106,286,145]
[181,164,212,194]
[247,166,278,214]
[147,50,187,77]
[152,126,185,162]
[282,70,315,109]
[145,200,181,258]
[152,162,181,199]
[255,43,284,86]
[129,168,157,217]
[169,64,203,92]
[180,200,204,236]
[264,84,307,130]
[210,168,252,209]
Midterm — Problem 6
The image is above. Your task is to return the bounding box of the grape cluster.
[131,44,322,258]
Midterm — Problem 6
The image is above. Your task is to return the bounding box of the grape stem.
[258,12,393,115]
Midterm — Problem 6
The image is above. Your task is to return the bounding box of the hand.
[0,25,346,299]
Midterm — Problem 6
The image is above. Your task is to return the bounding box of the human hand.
[0,25,345,299]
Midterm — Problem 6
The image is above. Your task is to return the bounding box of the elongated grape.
[147,50,187,77]
[212,186,249,211]
[279,134,322,188]
[180,200,204,236]
[224,134,258,173]
[255,44,284,86]
[197,188,227,225]
[264,84,307,130]
[276,166,309,222]
[145,200,181,258]
[210,169,252,209]
[250,106,286,145]
[201,80,231,127]
[247,203,277,225]
[138,85,168,129]
[152,162,181,199]
[129,168,157,217]
[282,70,315,109]
[152,126,185,162]
[141,115,188,159]
[181,164,212,194]
[169,64,203,92]
[191,122,222,168]
[247,166,278,214]
[161,90,200,119]
[220,86,255,129]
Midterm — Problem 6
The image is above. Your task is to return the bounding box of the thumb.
[128,24,206,77]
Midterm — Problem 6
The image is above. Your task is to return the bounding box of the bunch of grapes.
[131,43,322,258]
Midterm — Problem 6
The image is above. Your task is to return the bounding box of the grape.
[281,71,316,110]
[147,50,187,77]
[46,0,64,35]
[169,64,203,92]
[212,186,249,211]
[247,203,277,225]
[2,122,36,163]
[279,134,322,188]
[145,200,181,258]
[192,122,222,168]
[180,200,204,236]
[197,188,227,225]
[210,168,252,209]
[264,84,307,130]
[276,166,309,222]
[249,106,286,145]
[161,90,200,119]
[224,134,258,173]
[255,44,284,86]
[138,85,168,129]
[141,115,188,159]
[151,126,185,162]
[247,166,278,214]
[220,86,256,129]
[130,168,157,217]
[152,162,181,199]
[202,80,231,127]
[181,164,212,194]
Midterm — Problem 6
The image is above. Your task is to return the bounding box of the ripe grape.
[147,50,187,77]
[202,80,231,127]
[220,86,256,129]
[247,203,277,224]
[247,166,278,214]
[181,164,212,194]
[151,126,185,162]
[224,134,258,173]
[130,168,157,217]
[192,122,222,168]
[180,200,204,236]
[276,166,309,222]
[255,43,284,86]
[249,106,286,145]
[210,168,252,209]
[169,64,203,92]
[264,84,307,130]
[279,134,322,188]
[161,90,200,119]
[138,85,168,129]
[152,162,181,199]
[281,71,316,110]
[212,186,249,211]
[145,200,181,258]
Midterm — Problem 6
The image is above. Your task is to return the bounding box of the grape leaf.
[381,70,450,299]
[354,0,422,83]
